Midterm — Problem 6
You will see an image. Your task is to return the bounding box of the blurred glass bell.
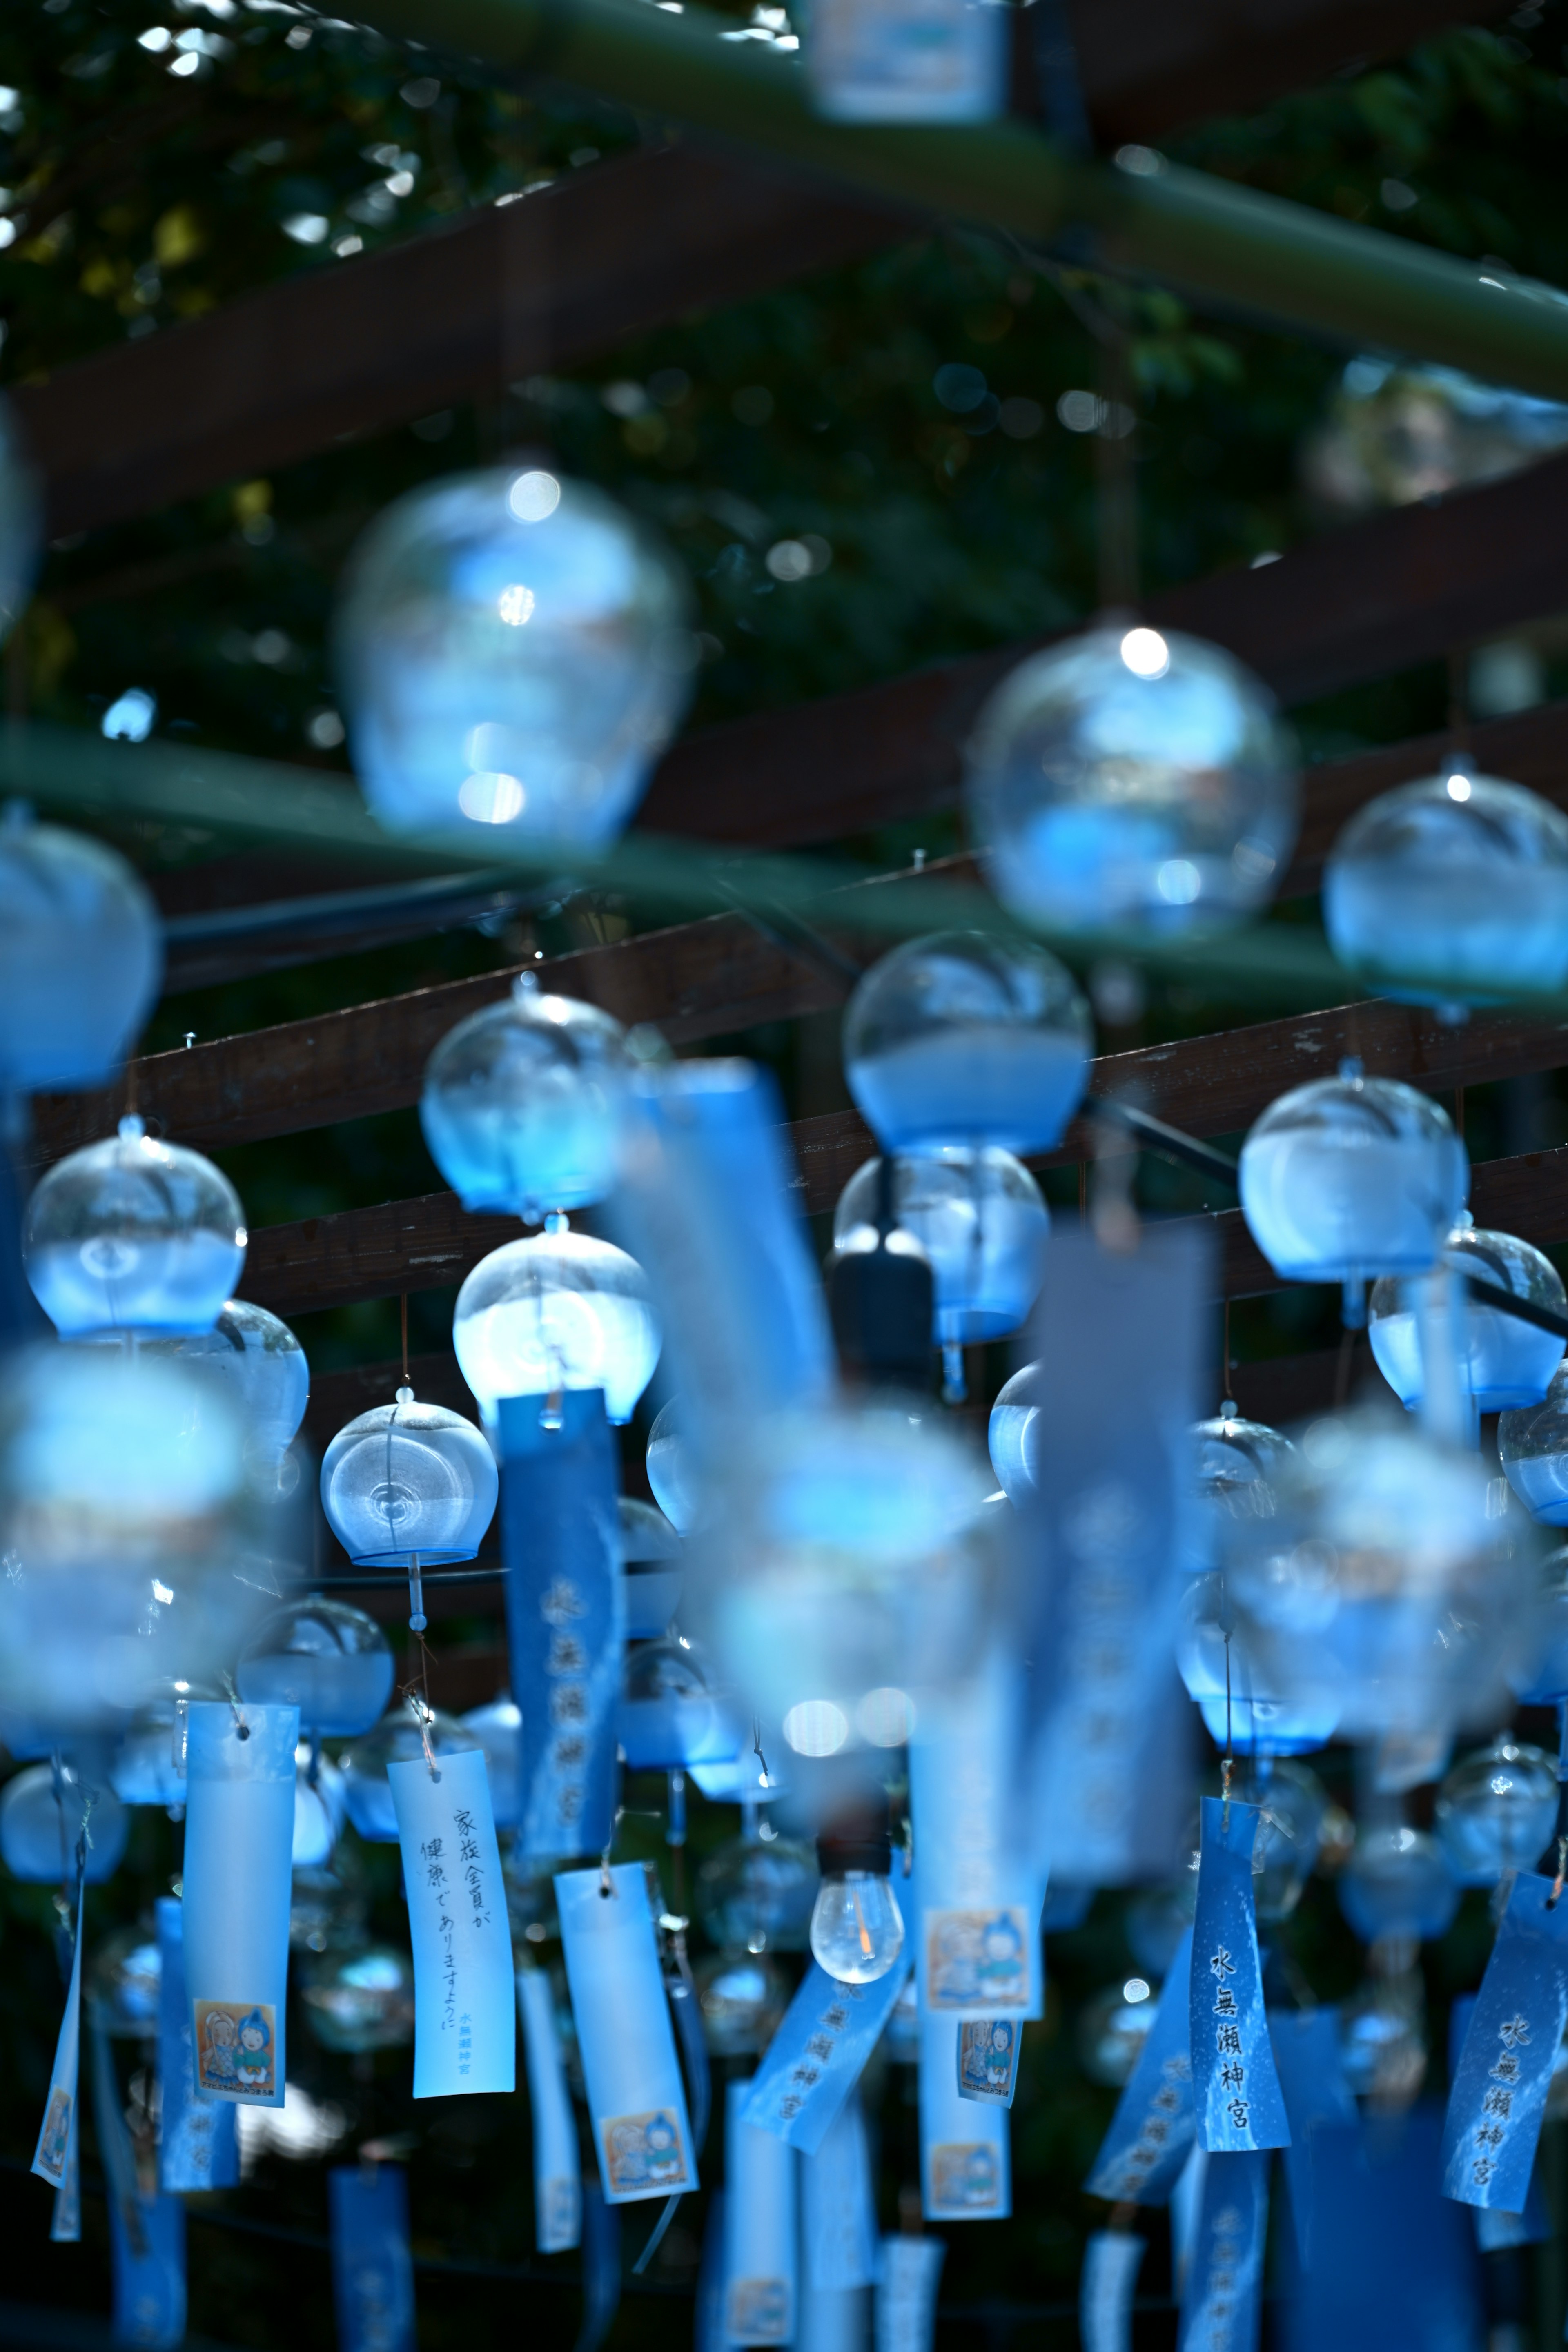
[843,931,1090,1157]
[1435,1736,1558,1885]
[987,1359,1042,1507]
[89,1922,162,2036]
[646,1398,699,1533]
[695,1952,789,2056]
[1126,1880,1194,1977]
[1325,770,1568,1007]
[421,978,630,1218]
[336,466,693,840]
[291,1866,367,1956]
[1077,1978,1158,2087]
[109,1676,218,1807]
[1511,1542,1568,1703]
[1183,1401,1294,1575]
[238,1598,395,1741]
[1,1760,129,1882]
[1339,1825,1459,1944]
[620,1497,682,1638]
[1177,1579,1339,1756]
[301,1944,416,2053]
[24,1116,247,1339]
[319,1386,497,1633]
[1303,356,1568,516]
[146,1301,309,1473]
[453,1218,660,1428]
[1500,1367,1568,1525]
[1340,1969,1428,2104]
[966,624,1298,935]
[338,1708,482,1843]
[292,1753,345,1869]
[617,1636,737,1772]
[1239,1060,1467,1309]
[1225,1760,1329,1922]
[695,1834,819,1953]
[458,1696,523,1831]
[0,808,159,1097]
[1370,1221,1565,1415]
[806,0,1006,123]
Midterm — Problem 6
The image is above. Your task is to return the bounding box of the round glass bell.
[617,1636,730,1771]
[420,977,630,1218]
[1370,1221,1566,1414]
[1435,1735,1559,1884]
[291,1866,368,1957]
[1077,1979,1158,2087]
[453,1219,660,1428]
[319,1386,498,1633]
[293,1754,345,1870]
[1325,768,1568,1006]
[24,1116,248,1339]
[338,1708,483,1844]
[965,623,1298,934]
[458,1696,523,1831]
[1177,1577,1339,1755]
[0,808,160,1096]
[89,1923,163,2037]
[842,930,1091,1157]
[1,1760,129,1883]
[1183,1401,1295,1575]
[987,1359,1042,1508]
[237,1597,396,1740]
[301,1944,416,2054]
[834,1149,1048,1351]
[1238,1059,1468,1295]
[0,396,41,646]
[695,1835,819,1953]
[695,1953,788,2056]
[1339,1824,1458,1944]
[146,1300,309,1471]
[1512,1543,1568,1703]
[646,1398,699,1533]
[335,465,693,840]
[621,1497,682,1639]
[1499,1368,1568,1525]
[1217,1408,1540,1749]
[109,1677,218,1808]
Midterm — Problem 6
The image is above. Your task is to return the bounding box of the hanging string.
[598,1806,626,1898]
[1221,1300,1231,1408]
[220,1672,250,1742]
[400,1293,410,1386]
[404,1687,440,1780]
[1454,1085,1466,1141]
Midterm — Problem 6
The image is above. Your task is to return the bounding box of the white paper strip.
[724,2077,798,2345]
[183,1702,299,2107]
[918,2017,1009,2221]
[556,1861,697,2205]
[874,2238,944,2352]
[518,1965,582,2251]
[801,2093,877,2292]
[909,1649,1040,2022]
[389,1745,515,2098]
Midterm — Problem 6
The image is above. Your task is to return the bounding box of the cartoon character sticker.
[601,2108,691,2200]
[930,2141,1001,2211]
[958,2018,1020,2106]
[194,2001,276,2099]
[925,1907,1031,2010]
[36,2088,73,2183]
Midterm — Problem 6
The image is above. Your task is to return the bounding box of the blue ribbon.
[1175,2149,1267,2352]
[1441,1869,1568,2212]
[1268,2006,1355,2265]
[743,1957,911,2156]
[1085,1931,1195,2203]
[1189,1800,1289,2154]
[329,2164,417,2352]
[499,1389,624,1861]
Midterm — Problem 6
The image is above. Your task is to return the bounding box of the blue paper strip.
[723,2077,797,2345]
[1447,1996,1550,2249]
[49,2109,80,2243]
[801,2093,877,2292]
[576,2178,622,2352]
[1085,1930,1195,2203]
[517,1966,581,2252]
[1079,2231,1145,2352]
[1176,2149,1268,2352]
[956,2019,1021,2108]
[1441,1869,1568,2210]
[182,1700,299,2108]
[92,2020,186,2352]
[1269,2006,1354,2265]
[329,2164,417,2352]
[1278,2110,1485,2352]
[744,1958,911,2156]
[1190,1802,1289,2154]
[388,1745,515,2098]
[798,2281,868,2352]
[1169,2147,1207,2297]
[919,2016,1009,2221]
[32,1887,83,2187]
[909,1649,1040,2020]
[156,1895,238,2194]
[874,2238,944,2352]
[697,2192,728,2352]
[499,1388,624,1860]
[556,1862,697,2205]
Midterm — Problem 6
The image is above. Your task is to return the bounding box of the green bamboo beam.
[347,0,1568,399]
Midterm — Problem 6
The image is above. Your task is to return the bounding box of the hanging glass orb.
[452,1220,660,1427]
[987,1360,1041,1508]
[1325,769,1568,1006]
[291,1866,368,1957]
[293,1753,346,1870]
[695,1952,789,2056]
[1435,1736,1558,1885]
[1183,1402,1295,1575]
[1125,1880,1196,1977]
[320,1388,498,1566]
[1226,1760,1329,1922]
[1499,1367,1568,1525]
[237,1597,396,1740]
[1339,1825,1458,1944]
[458,1696,523,1831]
[335,465,693,840]
[621,1497,682,1639]
[420,977,630,1218]
[0,808,160,1096]
[0,1762,129,1883]
[695,1835,819,1954]
[338,1708,482,1843]
[503,1849,561,1947]
[617,1636,729,1771]
[1077,1979,1158,2087]
[834,1149,1048,1349]
[842,931,1091,1157]
[1339,1971,1428,2103]
[146,1301,309,1473]
[1176,1575,1340,1755]
[109,1677,218,1807]
[965,624,1298,935]
[1238,1060,1468,1290]
[646,1398,698,1532]
[301,1944,416,2054]
[1370,1221,1565,1414]
[1512,1543,1568,1703]
[89,1923,163,2037]
[0,1345,267,1733]
[24,1116,247,1340]
[0,396,40,644]
[1217,1409,1540,1751]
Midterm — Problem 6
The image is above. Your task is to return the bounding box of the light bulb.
[808,1870,904,1985]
